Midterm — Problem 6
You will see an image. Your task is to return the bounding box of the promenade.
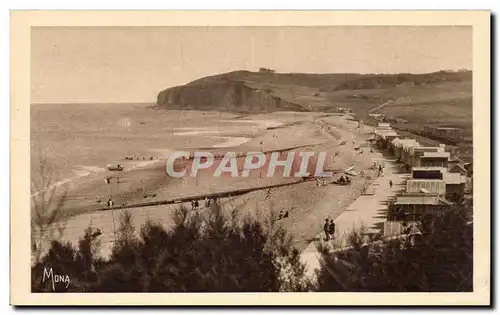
[300,150,409,280]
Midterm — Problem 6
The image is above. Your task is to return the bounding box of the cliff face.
[157,79,307,113]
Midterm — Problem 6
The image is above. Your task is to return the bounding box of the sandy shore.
[34,112,377,257]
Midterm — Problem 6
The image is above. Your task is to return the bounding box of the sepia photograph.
[11,10,490,306]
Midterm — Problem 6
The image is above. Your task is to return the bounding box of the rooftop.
[406,179,446,194]
[443,172,467,184]
[395,195,452,205]
[422,152,451,159]
[410,146,443,154]
[449,164,467,173]
[435,127,462,131]
[392,138,420,148]
[412,166,447,172]
[376,131,399,138]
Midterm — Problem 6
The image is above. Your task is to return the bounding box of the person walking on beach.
[389,180,393,188]
[265,188,272,200]
[323,219,330,241]
[107,198,113,209]
[328,219,336,240]
[378,165,383,177]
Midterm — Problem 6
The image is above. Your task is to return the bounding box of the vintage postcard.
[10,10,490,306]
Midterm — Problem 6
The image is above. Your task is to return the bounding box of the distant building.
[335,107,353,114]
[258,67,276,73]
[424,126,463,142]
[396,81,416,88]
[391,138,419,162]
[375,130,398,149]
[377,122,392,130]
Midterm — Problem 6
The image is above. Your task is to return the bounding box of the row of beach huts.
[371,123,473,237]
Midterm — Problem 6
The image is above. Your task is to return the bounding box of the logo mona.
[42,267,70,291]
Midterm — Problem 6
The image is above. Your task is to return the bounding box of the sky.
[31,26,472,104]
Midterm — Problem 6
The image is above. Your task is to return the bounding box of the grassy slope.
[157,69,472,148]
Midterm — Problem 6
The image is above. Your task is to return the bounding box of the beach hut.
[408,146,442,167]
[375,130,398,149]
[405,179,446,196]
[443,172,467,202]
[391,138,402,158]
[420,151,451,168]
[384,193,453,237]
[401,139,420,166]
[411,166,447,180]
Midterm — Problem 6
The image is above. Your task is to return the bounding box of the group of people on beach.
[337,175,351,185]
[125,156,158,161]
[372,162,385,177]
[105,176,120,185]
[190,197,218,210]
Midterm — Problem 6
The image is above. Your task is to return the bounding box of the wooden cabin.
[443,172,467,202]
[375,130,399,149]
[420,151,450,168]
[411,166,447,180]
[405,179,446,196]
[449,163,467,175]
[384,193,453,237]
[401,140,420,166]
[408,146,443,167]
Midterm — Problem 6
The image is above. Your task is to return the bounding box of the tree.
[316,206,473,292]
[32,203,312,292]
[31,157,68,264]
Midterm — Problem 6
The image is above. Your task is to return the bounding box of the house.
[391,138,402,157]
[405,179,446,196]
[408,146,444,167]
[401,139,420,166]
[420,151,450,168]
[443,172,467,202]
[449,163,467,175]
[377,122,392,130]
[424,126,463,142]
[384,193,453,237]
[259,67,275,73]
[375,130,398,149]
[411,166,447,180]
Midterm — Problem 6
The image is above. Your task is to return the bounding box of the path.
[368,99,395,113]
[299,151,409,281]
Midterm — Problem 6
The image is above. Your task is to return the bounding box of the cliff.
[156,70,472,114]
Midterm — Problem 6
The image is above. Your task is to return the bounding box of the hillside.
[156,69,472,136]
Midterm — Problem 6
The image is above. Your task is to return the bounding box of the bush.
[316,206,473,292]
[32,204,311,292]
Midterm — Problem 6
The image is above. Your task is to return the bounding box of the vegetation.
[31,157,69,263]
[316,206,473,292]
[32,201,472,293]
[32,203,312,292]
